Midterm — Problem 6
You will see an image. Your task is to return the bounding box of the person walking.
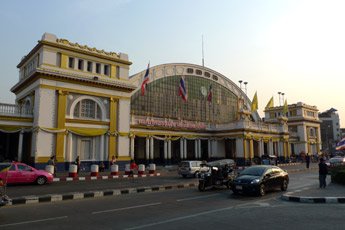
[47,155,57,176]
[75,156,80,174]
[110,155,117,166]
[306,153,311,169]
[318,158,328,188]
[129,160,138,176]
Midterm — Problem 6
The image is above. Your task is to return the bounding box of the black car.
[232,165,289,196]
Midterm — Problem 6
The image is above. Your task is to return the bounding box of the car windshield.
[239,167,266,176]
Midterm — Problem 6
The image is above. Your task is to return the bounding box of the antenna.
[202,35,205,67]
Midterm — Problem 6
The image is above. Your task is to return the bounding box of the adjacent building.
[319,108,341,153]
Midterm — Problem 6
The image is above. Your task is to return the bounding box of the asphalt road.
[4,163,317,198]
[1,171,344,230]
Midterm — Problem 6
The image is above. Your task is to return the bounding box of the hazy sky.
[1,0,344,126]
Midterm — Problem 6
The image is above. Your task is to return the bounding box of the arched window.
[73,99,101,119]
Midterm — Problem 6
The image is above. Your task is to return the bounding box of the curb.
[281,194,345,203]
[6,182,198,207]
[53,173,161,182]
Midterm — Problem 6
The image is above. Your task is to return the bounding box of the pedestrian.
[99,161,105,172]
[47,155,57,176]
[129,160,138,176]
[318,158,328,188]
[306,153,310,169]
[75,156,80,174]
[110,155,117,166]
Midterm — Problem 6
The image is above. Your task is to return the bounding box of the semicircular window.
[131,75,238,124]
[73,99,101,119]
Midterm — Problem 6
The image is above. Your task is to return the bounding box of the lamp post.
[282,93,285,104]
[239,80,243,90]
[278,92,281,106]
[244,82,248,95]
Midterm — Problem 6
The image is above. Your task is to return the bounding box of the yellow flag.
[251,92,258,112]
[265,96,274,109]
[283,99,288,115]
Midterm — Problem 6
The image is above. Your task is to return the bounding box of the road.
[1,170,344,230]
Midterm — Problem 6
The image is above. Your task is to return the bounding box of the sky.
[0,0,344,126]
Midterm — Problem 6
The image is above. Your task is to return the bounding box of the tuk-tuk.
[198,159,236,191]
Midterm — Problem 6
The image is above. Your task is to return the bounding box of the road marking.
[176,194,220,202]
[92,202,162,215]
[125,206,234,230]
[0,216,68,227]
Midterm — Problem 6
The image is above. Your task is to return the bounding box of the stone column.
[150,137,154,161]
[130,135,135,160]
[100,134,105,161]
[249,139,254,160]
[184,139,187,159]
[164,139,168,162]
[146,137,150,161]
[17,130,24,162]
[180,138,184,159]
[168,139,172,161]
[208,139,212,158]
[66,132,73,162]
[194,139,198,159]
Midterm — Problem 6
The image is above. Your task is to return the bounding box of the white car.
[178,160,209,178]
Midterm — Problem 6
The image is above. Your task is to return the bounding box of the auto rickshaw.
[198,159,236,191]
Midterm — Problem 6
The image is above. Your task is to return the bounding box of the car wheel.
[281,179,288,191]
[36,176,47,185]
[182,175,187,178]
[232,189,239,195]
[258,184,265,196]
[198,181,206,192]
[226,181,232,189]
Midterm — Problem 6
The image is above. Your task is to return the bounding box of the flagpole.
[202,35,205,67]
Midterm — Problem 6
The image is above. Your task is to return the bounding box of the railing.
[0,103,33,117]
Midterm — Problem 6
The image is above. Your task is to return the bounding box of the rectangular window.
[78,59,84,70]
[87,61,92,72]
[96,63,101,74]
[68,57,75,68]
[104,65,110,76]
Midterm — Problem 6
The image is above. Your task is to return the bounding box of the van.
[178,160,208,178]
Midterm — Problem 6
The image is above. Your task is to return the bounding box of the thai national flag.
[336,138,345,151]
[178,77,188,102]
[141,63,150,96]
[207,85,212,103]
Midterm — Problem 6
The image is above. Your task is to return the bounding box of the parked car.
[325,156,345,170]
[178,160,209,178]
[0,162,53,185]
[232,165,289,196]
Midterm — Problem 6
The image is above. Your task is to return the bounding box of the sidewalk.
[282,180,345,204]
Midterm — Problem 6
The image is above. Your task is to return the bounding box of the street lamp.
[278,92,281,106]
[239,80,243,90]
[244,82,248,95]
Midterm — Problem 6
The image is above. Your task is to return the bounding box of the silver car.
[178,160,209,178]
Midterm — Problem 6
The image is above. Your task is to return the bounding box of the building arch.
[69,95,107,120]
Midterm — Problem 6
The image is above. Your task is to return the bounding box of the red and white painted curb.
[53,173,160,182]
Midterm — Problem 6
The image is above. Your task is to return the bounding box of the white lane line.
[0,216,68,228]
[176,194,221,202]
[125,206,234,230]
[92,202,162,215]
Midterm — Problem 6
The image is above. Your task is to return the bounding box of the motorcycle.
[198,159,236,192]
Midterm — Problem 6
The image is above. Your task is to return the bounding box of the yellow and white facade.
[0,33,320,169]
[0,33,135,170]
